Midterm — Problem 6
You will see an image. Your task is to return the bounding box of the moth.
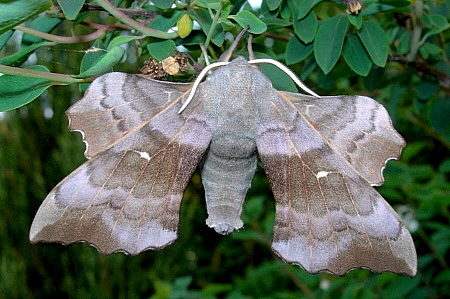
[30,43,417,277]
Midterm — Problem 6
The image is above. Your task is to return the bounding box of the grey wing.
[256,92,416,276]
[30,77,212,255]
[68,72,193,158]
[279,92,406,185]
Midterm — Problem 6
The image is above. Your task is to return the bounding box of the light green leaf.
[73,46,125,78]
[147,40,177,61]
[343,34,372,76]
[228,11,267,34]
[0,30,14,49]
[314,15,348,74]
[358,21,389,67]
[56,0,85,20]
[0,0,51,34]
[293,11,317,43]
[0,65,51,111]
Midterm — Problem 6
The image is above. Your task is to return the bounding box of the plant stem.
[94,0,178,39]
[0,65,85,84]
[15,25,105,44]
[203,0,223,51]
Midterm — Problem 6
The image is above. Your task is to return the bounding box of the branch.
[94,0,178,39]
[80,3,158,19]
[389,55,450,92]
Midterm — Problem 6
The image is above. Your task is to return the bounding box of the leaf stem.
[203,0,224,51]
[14,25,106,44]
[94,0,178,39]
[0,65,85,84]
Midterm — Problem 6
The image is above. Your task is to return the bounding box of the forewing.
[30,76,212,255]
[279,92,406,185]
[256,93,416,276]
[68,72,192,158]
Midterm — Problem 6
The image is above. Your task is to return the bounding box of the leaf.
[314,15,348,74]
[343,34,372,76]
[0,30,13,49]
[229,11,267,34]
[287,0,315,20]
[0,41,53,66]
[151,0,173,10]
[266,0,283,11]
[147,40,177,61]
[347,11,362,29]
[293,11,318,44]
[56,0,85,20]
[285,36,313,65]
[188,8,224,46]
[149,10,183,32]
[0,0,51,34]
[358,21,389,67]
[0,65,51,111]
[73,46,125,79]
[107,36,143,50]
[22,16,62,44]
[177,13,193,38]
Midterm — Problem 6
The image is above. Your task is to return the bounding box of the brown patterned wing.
[29,74,212,255]
[279,92,406,185]
[256,92,416,276]
[67,72,192,158]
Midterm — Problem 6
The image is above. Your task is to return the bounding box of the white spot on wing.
[133,150,150,161]
[316,171,329,179]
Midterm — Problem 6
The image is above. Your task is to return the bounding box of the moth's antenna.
[248,59,320,98]
[178,61,229,113]
[218,25,250,62]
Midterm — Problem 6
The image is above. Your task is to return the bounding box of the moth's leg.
[219,25,250,62]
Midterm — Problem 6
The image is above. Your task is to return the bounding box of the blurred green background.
[0,0,449,298]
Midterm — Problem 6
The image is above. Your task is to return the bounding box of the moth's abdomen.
[201,135,257,235]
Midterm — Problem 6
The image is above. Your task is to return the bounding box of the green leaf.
[419,42,442,59]
[228,11,267,34]
[288,0,315,20]
[293,11,317,43]
[188,8,224,46]
[56,0,85,20]
[0,30,14,49]
[147,39,177,61]
[0,0,51,34]
[358,21,389,67]
[0,41,53,66]
[343,34,372,76]
[285,36,313,65]
[266,0,282,11]
[73,46,125,78]
[256,53,297,92]
[151,0,173,9]
[22,16,62,44]
[149,10,184,32]
[107,36,143,50]
[314,15,348,74]
[0,65,51,111]
[429,97,450,142]
[347,11,362,29]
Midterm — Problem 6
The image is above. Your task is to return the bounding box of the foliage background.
[0,0,449,298]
